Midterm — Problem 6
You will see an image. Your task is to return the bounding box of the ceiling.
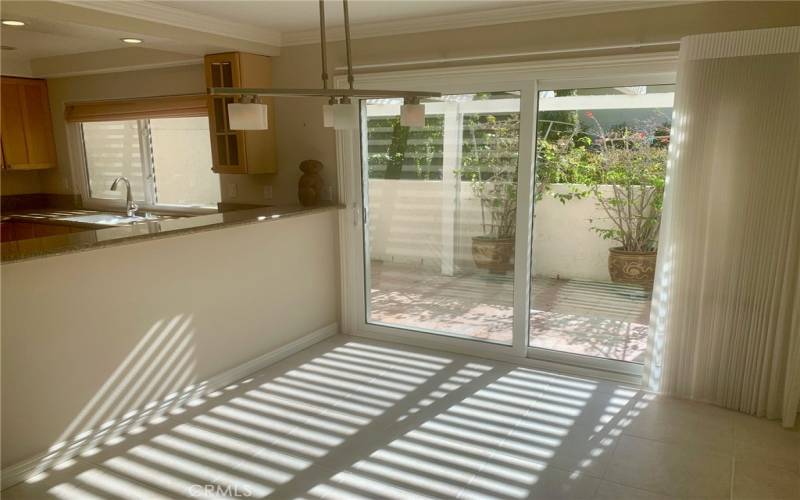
[0,0,691,77]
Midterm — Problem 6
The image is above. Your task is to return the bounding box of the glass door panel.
[362,92,521,344]
[529,84,674,364]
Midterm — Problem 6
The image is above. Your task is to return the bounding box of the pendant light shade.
[332,101,357,130]
[322,103,335,127]
[400,99,426,128]
[228,97,269,130]
[322,97,336,128]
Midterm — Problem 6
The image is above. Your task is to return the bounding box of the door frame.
[336,52,677,383]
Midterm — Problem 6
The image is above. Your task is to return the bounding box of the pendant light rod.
[208,0,440,101]
[319,0,329,89]
[342,0,354,90]
[209,87,441,98]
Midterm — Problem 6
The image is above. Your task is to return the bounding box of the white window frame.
[67,118,218,215]
[336,52,677,384]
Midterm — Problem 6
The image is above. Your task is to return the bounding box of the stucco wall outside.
[368,180,617,281]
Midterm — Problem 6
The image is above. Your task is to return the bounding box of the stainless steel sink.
[56,213,158,226]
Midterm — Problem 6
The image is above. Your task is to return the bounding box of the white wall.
[0,209,339,468]
[368,180,615,281]
[532,185,616,281]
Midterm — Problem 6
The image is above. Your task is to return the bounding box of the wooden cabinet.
[0,221,80,243]
[204,52,277,174]
[0,77,57,170]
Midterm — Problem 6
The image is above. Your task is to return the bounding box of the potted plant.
[537,115,668,287]
[582,116,667,287]
[463,113,520,274]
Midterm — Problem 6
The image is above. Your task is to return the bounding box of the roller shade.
[64,94,207,123]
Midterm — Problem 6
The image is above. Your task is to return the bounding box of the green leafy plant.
[538,114,668,252]
[462,113,520,239]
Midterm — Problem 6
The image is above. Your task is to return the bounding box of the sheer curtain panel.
[646,26,800,427]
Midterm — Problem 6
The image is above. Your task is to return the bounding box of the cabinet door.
[0,77,57,170]
[19,80,57,167]
[0,80,29,166]
[1,222,16,243]
[205,53,247,174]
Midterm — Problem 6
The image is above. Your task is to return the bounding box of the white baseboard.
[1,322,338,491]
[204,322,339,393]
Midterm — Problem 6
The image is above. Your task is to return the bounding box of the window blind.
[64,94,207,123]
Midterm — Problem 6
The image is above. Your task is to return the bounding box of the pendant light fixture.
[228,94,270,130]
[400,96,426,128]
[210,0,439,131]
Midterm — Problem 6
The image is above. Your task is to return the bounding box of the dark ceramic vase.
[298,160,324,206]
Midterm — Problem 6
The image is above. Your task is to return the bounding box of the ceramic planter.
[472,236,515,274]
[608,247,657,287]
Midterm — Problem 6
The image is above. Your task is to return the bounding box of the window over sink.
[65,94,221,210]
[80,117,221,209]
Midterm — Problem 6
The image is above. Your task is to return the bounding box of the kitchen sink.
[56,213,159,226]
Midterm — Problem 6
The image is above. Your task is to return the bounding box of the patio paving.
[368,261,651,363]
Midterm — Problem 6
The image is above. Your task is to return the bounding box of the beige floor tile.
[733,459,800,500]
[309,469,440,499]
[733,415,800,473]
[1,458,174,499]
[499,421,620,478]
[620,395,736,454]
[606,435,733,498]
[459,464,601,500]
[594,480,675,499]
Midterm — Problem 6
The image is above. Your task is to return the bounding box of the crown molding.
[282,0,700,46]
[30,47,203,78]
[57,0,282,47]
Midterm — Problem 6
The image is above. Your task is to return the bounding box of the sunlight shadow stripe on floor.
[125,444,274,497]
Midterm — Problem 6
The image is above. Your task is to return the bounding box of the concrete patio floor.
[368,261,651,363]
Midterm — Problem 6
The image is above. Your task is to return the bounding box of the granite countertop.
[1,209,183,228]
[1,203,342,264]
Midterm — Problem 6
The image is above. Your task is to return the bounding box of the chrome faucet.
[110,177,139,217]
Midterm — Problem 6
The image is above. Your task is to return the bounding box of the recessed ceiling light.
[1,20,26,27]
[120,38,143,44]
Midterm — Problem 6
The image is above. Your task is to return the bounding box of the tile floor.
[370,262,651,362]
[4,336,798,499]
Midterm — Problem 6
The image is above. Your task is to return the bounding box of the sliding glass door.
[528,84,674,371]
[361,92,522,345]
[340,55,677,379]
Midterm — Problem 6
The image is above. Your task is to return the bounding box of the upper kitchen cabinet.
[204,52,277,174]
[1,76,57,170]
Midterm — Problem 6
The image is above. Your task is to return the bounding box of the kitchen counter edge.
[1,203,343,264]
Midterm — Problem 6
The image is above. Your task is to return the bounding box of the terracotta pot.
[608,247,657,287]
[472,236,515,274]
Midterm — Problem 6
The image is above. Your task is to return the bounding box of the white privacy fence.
[367,180,618,282]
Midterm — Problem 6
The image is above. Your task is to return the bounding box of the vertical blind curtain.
[645,26,800,427]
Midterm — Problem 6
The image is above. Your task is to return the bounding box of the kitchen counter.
[1,203,342,263]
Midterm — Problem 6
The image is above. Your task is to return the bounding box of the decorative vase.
[472,236,515,274]
[298,160,324,206]
[608,247,657,287]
